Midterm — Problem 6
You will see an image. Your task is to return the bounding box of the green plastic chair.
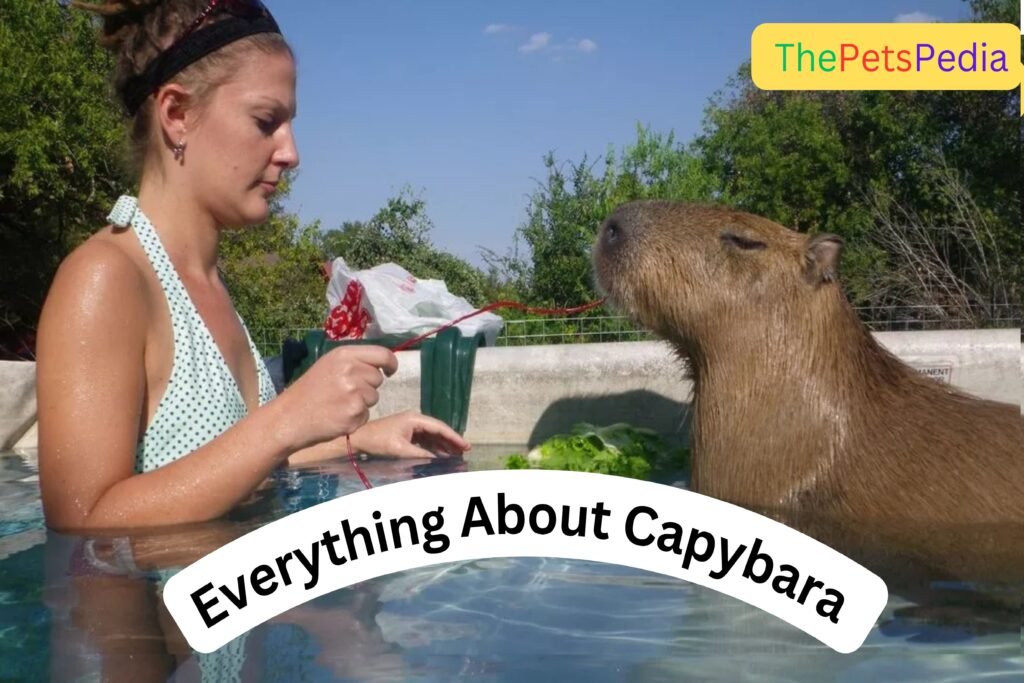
[284,327,485,435]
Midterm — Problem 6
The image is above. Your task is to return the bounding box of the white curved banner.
[163,470,888,654]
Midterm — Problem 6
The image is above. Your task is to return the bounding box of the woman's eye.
[256,118,276,134]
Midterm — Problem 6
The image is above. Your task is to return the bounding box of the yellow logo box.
[751,23,1022,93]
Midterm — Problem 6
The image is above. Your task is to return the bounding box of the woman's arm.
[286,410,471,467]
[36,240,396,532]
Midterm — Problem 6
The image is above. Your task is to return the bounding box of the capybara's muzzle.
[594,203,649,293]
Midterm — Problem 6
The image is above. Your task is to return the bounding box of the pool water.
[1,448,1021,682]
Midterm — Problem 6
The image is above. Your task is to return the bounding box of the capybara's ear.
[804,233,844,285]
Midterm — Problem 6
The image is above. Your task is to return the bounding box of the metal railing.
[493,315,656,346]
[249,304,1022,358]
[850,303,1023,331]
[250,326,323,359]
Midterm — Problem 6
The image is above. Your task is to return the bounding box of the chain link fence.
[250,304,1023,358]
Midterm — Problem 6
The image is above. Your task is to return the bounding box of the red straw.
[345,297,607,488]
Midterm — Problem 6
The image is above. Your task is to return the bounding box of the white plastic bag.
[324,257,504,346]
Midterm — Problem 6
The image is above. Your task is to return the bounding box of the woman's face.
[185,48,299,228]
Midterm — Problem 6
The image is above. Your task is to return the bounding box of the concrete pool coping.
[2,328,1021,453]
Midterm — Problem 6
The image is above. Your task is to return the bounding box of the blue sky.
[268,1,977,268]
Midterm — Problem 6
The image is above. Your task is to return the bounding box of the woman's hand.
[350,410,471,459]
[271,345,399,452]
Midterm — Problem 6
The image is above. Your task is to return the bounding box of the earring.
[173,139,186,161]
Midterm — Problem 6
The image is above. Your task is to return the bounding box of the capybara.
[592,200,1024,526]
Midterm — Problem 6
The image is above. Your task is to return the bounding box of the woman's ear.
[153,83,192,147]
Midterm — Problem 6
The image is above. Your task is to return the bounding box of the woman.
[36,0,469,533]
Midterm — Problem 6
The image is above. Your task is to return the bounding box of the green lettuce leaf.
[503,423,689,480]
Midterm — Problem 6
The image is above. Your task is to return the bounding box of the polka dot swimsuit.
[107,195,278,474]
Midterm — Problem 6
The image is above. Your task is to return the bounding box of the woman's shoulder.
[58,226,149,288]
[40,227,152,336]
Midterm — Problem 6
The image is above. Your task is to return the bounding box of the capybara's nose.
[605,218,622,244]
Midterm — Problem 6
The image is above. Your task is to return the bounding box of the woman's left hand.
[350,410,471,459]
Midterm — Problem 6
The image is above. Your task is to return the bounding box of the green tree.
[505,125,716,309]
[691,0,1021,317]
[0,0,128,357]
[697,79,857,235]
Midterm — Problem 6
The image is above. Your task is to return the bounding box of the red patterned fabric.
[324,279,372,340]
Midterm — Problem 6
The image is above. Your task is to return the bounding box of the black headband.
[121,12,282,116]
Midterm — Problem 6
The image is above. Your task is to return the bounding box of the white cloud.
[893,11,939,22]
[497,30,597,58]
[483,23,517,35]
[519,32,552,53]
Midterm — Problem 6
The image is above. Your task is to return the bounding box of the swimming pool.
[1,447,1021,682]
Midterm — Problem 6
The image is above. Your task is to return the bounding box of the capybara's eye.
[720,231,767,251]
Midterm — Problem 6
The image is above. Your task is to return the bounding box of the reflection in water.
[1,448,1022,681]
[35,454,463,683]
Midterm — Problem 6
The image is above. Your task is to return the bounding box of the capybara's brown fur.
[592,200,1024,526]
